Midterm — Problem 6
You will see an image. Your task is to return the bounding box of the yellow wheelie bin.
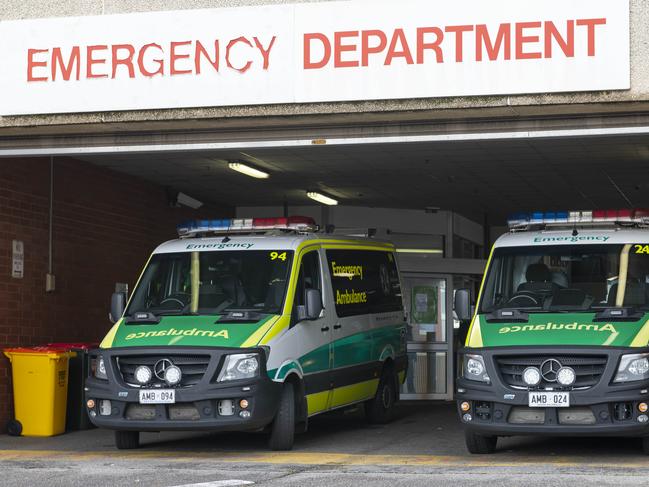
[3,347,72,436]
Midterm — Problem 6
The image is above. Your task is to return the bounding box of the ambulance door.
[294,248,332,415]
[326,249,375,409]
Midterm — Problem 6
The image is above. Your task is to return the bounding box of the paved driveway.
[0,403,648,486]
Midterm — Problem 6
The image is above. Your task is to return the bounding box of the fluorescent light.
[228,162,269,179]
[307,191,338,206]
[395,248,444,254]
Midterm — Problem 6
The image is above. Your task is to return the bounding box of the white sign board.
[11,240,24,278]
[0,0,630,115]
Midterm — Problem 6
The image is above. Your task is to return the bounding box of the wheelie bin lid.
[3,347,73,359]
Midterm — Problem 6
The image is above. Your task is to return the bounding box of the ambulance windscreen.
[480,244,649,314]
[126,250,294,318]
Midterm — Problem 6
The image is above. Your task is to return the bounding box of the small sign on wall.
[11,240,24,278]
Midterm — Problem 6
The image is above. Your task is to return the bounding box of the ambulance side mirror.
[304,288,323,320]
[454,288,471,322]
[110,292,126,323]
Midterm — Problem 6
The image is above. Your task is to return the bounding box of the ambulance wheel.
[7,419,22,436]
[365,365,397,424]
[465,430,497,454]
[115,430,140,450]
[642,437,649,455]
[268,382,295,451]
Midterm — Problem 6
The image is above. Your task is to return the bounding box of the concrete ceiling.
[80,133,649,225]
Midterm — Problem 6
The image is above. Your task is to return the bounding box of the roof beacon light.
[177,215,318,237]
[508,209,649,231]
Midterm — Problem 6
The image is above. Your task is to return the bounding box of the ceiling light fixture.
[228,162,270,179]
[307,191,338,206]
[395,248,444,254]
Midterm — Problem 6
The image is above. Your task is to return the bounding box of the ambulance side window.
[326,249,403,317]
[293,251,322,321]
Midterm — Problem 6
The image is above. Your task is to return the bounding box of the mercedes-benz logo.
[154,359,174,380]
[540,358,562,382]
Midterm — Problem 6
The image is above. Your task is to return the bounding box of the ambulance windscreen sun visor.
[126,250,294,318]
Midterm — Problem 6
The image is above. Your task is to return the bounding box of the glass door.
[400,274,453,400]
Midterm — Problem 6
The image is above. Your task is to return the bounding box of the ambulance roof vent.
[177,216,319,237]
[507,209,649,232]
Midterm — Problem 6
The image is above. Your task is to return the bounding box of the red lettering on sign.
[475,24,511,61]
[137,43,164,77]
[170,41,192,75]
[195,40,219,74]
[385,29,414,65]
[226,36,253,73]
[445,25,474,62]
[27,49,49,82]
[416,27,444,64]
[254,36,276,70]
[304,33,331,69]
[334,31,359,68]
[86,45,109,78]
[576,18,606,56]
[544,20,574,58]
[516,22,542,59]
[111,44,135,78]
[51,47,81,80]
[361,30,387,66]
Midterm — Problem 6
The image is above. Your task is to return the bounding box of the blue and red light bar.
[177,216,318,236]
[507,209,649,230]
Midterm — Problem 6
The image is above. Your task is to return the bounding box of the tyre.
[642,437,649,455]
[115,430,140,450]
[268,382,295,451]
[365,365,397,424]
[465,430,497,454]
[7,419,22,437]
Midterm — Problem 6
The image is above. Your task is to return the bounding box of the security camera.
[176,192,203,209]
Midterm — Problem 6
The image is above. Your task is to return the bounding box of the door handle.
[320,326,330,332]
[333,324,342,330]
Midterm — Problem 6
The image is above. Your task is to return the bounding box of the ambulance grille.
[117,354,211,388]
[496,355,607,390]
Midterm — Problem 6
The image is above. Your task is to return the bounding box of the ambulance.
[85,216,407,450]
[455,209,649,454]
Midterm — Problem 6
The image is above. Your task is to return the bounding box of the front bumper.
[85,346,281,432]
[456,346,649,437]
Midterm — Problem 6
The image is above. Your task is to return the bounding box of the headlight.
[94,356,108,380]
[463,354,490,383]
[217,353,260,382]
[615,353,649,383]
[164,365,182,386]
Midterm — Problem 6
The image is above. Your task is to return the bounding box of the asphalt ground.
[1,402,649,486]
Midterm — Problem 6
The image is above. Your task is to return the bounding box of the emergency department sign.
[0,0,630,116]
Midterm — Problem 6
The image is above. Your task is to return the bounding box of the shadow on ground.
[0,402,646,459]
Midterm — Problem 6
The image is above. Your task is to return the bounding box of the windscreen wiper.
[485,308,529,323]
[125,311,163,324]
[593,307,644,322]
[215,308,268,323]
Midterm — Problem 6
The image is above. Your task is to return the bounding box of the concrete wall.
[0,158,231,431]
[0,0,647,130]
[236,205,483,250]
